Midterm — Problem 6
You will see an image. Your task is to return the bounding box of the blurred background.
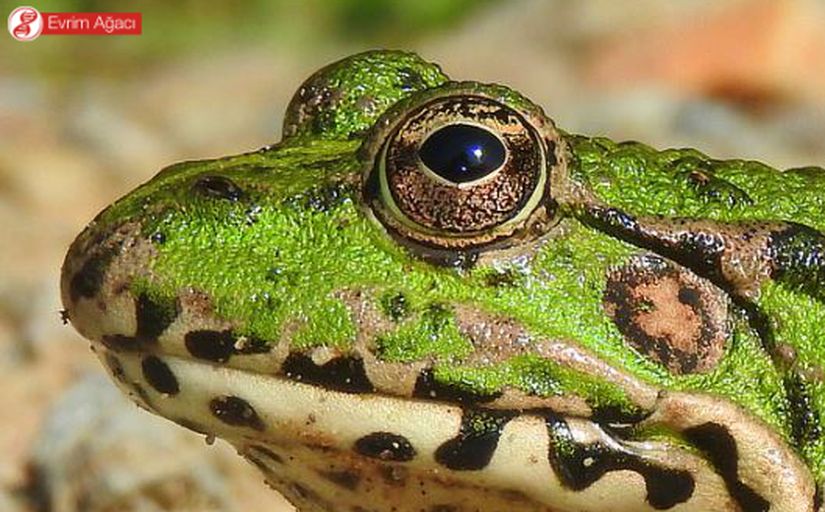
[1,0,825,510]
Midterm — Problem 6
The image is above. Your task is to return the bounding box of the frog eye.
[364,91,561,254]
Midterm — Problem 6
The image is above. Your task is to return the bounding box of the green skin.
[63,51,825,509]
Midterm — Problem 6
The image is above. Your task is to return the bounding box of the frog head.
[61,51,825,511]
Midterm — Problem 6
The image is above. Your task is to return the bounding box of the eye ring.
[361,85,565,255]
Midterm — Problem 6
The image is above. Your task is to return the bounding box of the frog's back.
[567,135,825,229]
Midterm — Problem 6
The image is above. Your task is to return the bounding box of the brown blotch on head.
[604,255,730,375]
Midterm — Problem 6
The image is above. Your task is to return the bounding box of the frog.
[60,50,825,512]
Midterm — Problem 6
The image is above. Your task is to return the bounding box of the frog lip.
[94,344,819,512]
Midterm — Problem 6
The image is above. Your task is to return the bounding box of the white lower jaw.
[91,343,816,512]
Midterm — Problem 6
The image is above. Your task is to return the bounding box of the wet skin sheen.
[61,51,825,512]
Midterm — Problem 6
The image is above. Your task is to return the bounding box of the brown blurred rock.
[587,0,825,105]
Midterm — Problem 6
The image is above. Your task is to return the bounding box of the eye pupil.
[418,124,506,183]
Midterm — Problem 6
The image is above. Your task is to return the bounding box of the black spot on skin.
[185,330,235,363]
[282,353,374,393]
[209,396,264,431]
[69,248,116,302]
[769,223,825,301]
[101,334,149,352]
[135,293,179,341]
[673,157,753,207]
[396,66,424,92]
[265,265,296,285]
[286,182,354,212]
[744,306,823,451]
[413,368,503,405]
[292,483,318,503]
[60,309,70,324]
[291,483,321,504]
[354,432,416,462]
[244,205,262,226]
[381,292,410,322]
[96,294,177,351]
[435,409,516,471]
[545,412,694,509]
[192,175,245,201]
[233,334,271,355]
[483,268,522,288]
[184,329,271,363]
[21,462,51,512]
[320,469,361,490]
[785,373,823,449]
[678,286,702,308]
[815,484,823,512]
[448,251,479,270]
[141,355,179,395]
[683,422,769,512]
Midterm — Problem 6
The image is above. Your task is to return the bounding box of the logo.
[8,6,42,41]
[7,6,141,40]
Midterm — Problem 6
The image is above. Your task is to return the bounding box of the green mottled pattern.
[759,282,825,477]
[567,133,825,473]
[568,134,825,230]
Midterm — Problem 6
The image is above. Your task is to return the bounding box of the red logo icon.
[8,6,43,41]
[8,6,141,40]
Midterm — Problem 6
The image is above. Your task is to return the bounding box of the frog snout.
[60,220,155,348]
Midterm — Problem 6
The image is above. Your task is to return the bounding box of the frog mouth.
[93,341,817,512]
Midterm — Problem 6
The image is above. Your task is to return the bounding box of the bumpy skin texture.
[61,51,825,512]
